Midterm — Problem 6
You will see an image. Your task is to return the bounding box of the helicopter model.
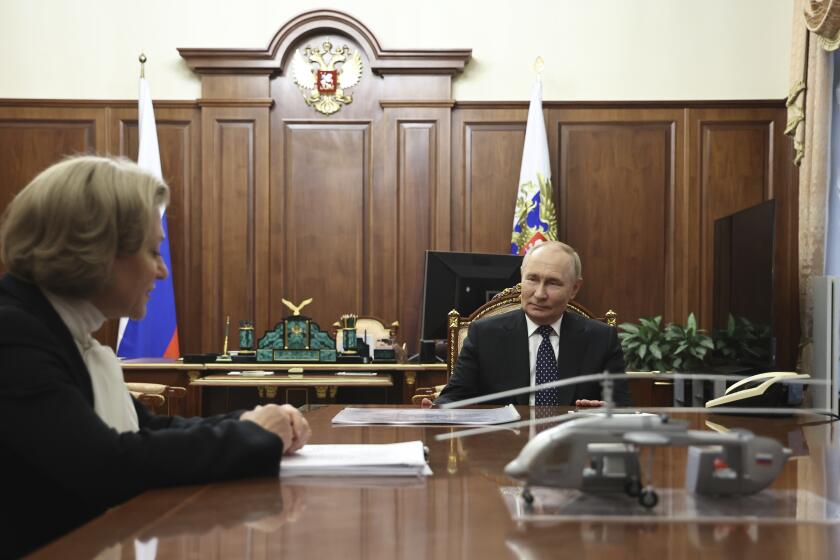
[439,371,814,509]
[503,409,792,508]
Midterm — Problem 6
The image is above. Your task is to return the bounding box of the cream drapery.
[786,0,840,373]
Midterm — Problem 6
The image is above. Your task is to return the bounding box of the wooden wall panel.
[0,110,103,228]
[201,109,269,351]
[0,121,94,207]
[697,120,771,329]
[379,106,452,353]
[451,108,527,253]
[463,122,525,253]
[558,119,677,323]
[689,108,793,367]
[398,121,437,348]
[280,122,369,330]
[0,98,797,372]
[219,123,256,333]
[262,23,458,356]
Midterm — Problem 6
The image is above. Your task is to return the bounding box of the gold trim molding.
[197,98,274,108]
[379,100,456,109]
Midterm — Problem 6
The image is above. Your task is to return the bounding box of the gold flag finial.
[139,52,147,78]
[533,56,544,77]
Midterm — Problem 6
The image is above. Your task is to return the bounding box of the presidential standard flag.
[511,78,557,255]
[116,76,180,358]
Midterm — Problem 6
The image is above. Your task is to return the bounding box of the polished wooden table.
[30,406,840,559]
[121,360,449,414]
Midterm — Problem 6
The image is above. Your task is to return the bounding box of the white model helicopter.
[438,371,821,509]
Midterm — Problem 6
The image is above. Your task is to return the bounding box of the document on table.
[279,440,431,477]
[331,405,521,425]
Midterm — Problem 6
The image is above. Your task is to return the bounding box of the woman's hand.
[241,404,311,454]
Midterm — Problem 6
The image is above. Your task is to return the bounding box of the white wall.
[0,0,793,101]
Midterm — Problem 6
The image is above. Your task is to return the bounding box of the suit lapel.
[0,274,94,404]
[556,311,588,405]
[502,310,531,405]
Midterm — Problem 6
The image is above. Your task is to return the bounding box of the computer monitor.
[421,251,523,340]
[712,199,776,368]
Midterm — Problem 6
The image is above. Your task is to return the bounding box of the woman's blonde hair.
[0,155,169,297]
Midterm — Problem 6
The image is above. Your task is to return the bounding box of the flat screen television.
[421,251,523,341]
[712,199,776,368]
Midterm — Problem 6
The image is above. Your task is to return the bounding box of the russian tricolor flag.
[117,76,180,359]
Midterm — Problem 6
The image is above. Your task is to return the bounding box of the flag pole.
[139,52,146,78]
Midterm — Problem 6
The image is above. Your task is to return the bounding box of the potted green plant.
[618,313,714,371]
[663,313,714,371]
[617,316,671,372]
[713,314,772,365]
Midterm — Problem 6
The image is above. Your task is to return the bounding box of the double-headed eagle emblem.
[291,40,363,115]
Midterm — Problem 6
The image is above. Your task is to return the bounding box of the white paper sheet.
[331,405,521,425]
[279,440,431,477]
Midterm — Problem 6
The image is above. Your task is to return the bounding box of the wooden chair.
[411,283,617,403]
[126,382,187,415]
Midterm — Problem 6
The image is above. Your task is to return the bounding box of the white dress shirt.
[525,314,563,406]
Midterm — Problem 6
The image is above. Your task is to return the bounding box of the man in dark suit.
[426,241,631,407]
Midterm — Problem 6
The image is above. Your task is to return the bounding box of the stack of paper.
[331,405,521,425]
[279,440,432,477]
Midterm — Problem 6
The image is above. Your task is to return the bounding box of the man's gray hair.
[521,240,582,280]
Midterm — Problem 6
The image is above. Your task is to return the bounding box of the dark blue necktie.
[535,325,560,405]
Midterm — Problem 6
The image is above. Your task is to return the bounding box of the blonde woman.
[0,156,310,557]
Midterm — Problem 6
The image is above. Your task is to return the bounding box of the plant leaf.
[639,317,658,331]
[687,313,697,329]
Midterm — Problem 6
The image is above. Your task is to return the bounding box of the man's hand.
[240,404,311,454]
[420,398,434,409]
[575,399,605,408]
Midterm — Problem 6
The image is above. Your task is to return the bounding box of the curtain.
[786,0,840,374]
[829,50,840,279]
